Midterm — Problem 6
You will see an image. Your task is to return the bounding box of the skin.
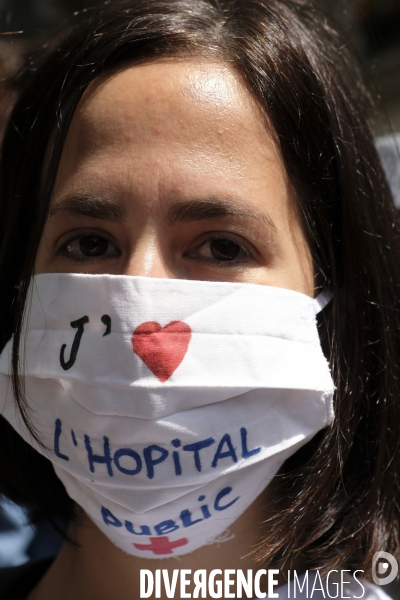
[31,59,314,600]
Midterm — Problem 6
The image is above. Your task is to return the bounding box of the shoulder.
[376,133,400,208]
[359,579,395,600]
[333,569,395,600]
[0,557,53,600]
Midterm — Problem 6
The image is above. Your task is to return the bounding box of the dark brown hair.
[0,0,399,577]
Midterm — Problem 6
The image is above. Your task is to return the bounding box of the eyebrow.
[49,194,126,222]
[49,194,277,233]
[167,199,277,232]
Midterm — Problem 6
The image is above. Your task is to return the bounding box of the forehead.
[57,59,283,187]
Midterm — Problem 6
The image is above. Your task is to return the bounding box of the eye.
[187,234,252,265]
[58,233,120,261]
[209,239,242,261]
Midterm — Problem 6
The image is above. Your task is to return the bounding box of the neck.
[28,490,300,600]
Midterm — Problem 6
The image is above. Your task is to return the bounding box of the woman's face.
[36,59,314,295]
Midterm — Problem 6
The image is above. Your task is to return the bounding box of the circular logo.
[372,551,398,586]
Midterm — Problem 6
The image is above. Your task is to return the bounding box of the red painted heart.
[132,321,192,382]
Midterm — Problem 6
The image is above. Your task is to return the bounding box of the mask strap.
[312,289,333,315]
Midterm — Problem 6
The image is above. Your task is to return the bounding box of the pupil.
[210,239,240,261]
[79,236,108,256]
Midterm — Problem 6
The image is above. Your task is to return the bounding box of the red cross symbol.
[133,536,188,555]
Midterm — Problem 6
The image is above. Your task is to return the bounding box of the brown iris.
[78,235,109,257]
[210,239,241,261]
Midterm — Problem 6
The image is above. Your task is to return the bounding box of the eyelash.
[56,231,254,266]
[186,235,253,266]
[56,230,120,263]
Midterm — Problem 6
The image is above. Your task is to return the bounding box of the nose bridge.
[118,160,183,278]
[123,229,176,279]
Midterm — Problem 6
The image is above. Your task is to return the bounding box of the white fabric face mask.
[0,274,334,558]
